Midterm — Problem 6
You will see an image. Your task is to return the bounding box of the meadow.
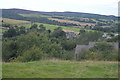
[2,18,31,24]
[2,60,118,78]
[18,22,94,32]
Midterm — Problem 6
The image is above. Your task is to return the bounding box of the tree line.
[2,24,118,62]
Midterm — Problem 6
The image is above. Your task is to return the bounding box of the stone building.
[63,30,80,39]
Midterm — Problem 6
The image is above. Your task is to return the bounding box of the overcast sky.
[0,0,119,16]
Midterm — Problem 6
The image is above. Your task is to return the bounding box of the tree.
[39,26,46,31]
[79,29,85,34]
[51,27,66,38]
[2,39,18,62]
[2,23,10,28]
[39,24,44,28]
[89,42,114,54]
[61,39,76,50]
[3,28,17,37]
[19,26,26,34]
[16,46,44,62]
[30,24,38,29]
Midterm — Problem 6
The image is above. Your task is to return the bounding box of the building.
[102,33,118,39]
[63,30,80,39]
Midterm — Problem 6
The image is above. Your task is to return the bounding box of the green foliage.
[16,46,44,62]
[84,52,103,60]
[106,35,119,42]
[76,31,103,45]
[3,25,27,38]
[61,39,76,50]
[84,52,118,61]
[76,41,118,61]
[92,26,118,33]
[2,39,18,62]
[39,25,46,31]
[2,28,67,62]
[89,42,114,54]
[2,23,10,28]
[2,22,117,62]
[51,27,66,38]
[30,24,38,29]
[84,42,118,61]
[79,29,86,34]
[62,51,74,60]
[77,49,88,61]
[3,28,17,37]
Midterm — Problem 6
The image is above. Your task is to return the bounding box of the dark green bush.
[15,46,44,62]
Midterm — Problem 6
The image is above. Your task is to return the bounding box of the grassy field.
[2,18,31,24]
[19,13,50,17]
[18,22,94,32]
[2,60,118,78]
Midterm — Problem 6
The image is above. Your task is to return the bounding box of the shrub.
[77,49,88,61]
[62,50,74,60]
[2,39,18,62]
[16,46,44,62]
[89,42,114,54]
[84,52,102,60]
[61,39,76,50]
[84,52,118,61]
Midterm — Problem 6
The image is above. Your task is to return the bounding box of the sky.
[0,0,119,16]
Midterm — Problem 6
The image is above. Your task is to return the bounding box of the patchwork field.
[2,60,118,78]
[1,18,95,33]
[48,18,95,26]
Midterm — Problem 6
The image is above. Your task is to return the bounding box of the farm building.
[102,33,118,39]
[63,30,80,39]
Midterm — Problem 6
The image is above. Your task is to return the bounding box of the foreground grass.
[2,60,118,78]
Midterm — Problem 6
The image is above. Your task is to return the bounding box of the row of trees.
[92,26,119,33]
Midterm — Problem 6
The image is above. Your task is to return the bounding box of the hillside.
[2,8,119,79]
[2,8,117,20]
[1,8,118,31]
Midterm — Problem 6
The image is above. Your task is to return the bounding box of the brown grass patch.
[48,18,95,26]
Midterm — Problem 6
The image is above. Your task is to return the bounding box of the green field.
[2,60,118,78]
[19,13,50,17]
[2,18,95,33]
[18,22,94,32]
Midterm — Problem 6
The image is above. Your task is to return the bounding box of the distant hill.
[2,8,117,20]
